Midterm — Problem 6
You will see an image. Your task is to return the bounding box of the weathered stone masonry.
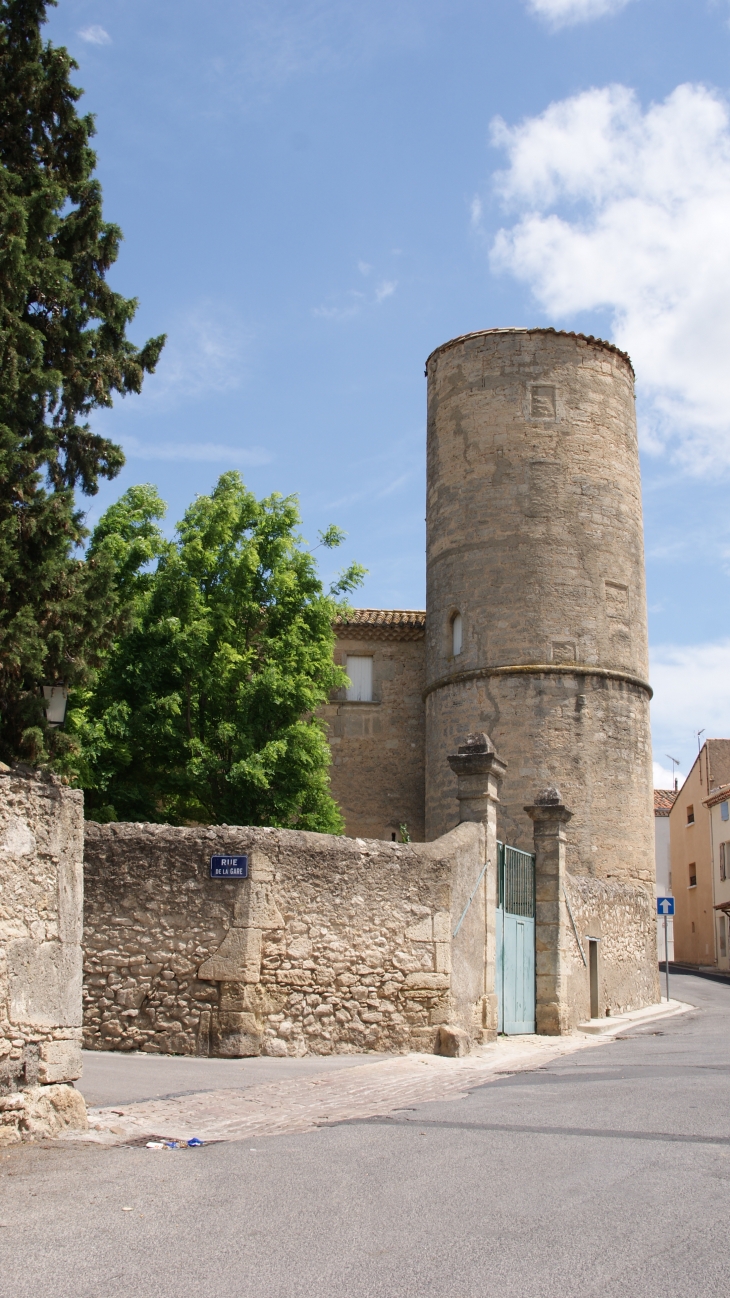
[82,738,658,1056]
[0,767,87,1141]
[80,326,661,1056]
[83,819,488,1057]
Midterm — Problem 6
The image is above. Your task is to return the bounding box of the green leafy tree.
[0,0,164,764]
[72,472,365,832]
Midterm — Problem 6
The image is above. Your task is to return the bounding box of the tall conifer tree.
[0,1,164,763]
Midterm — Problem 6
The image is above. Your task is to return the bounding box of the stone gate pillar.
[447,733,506,1040]
[525,788,573,1035]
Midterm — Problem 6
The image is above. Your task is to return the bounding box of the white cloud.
[358,261,372,276]
[146,307,254,403]
[375,280,397,302]
[78,25,111,45]
[488,82,730,474]
[121,437,270,467]
[525,0,634,27]
[652,761,684,790]
[313,277,397,320]
[650,638,730,772]
[312,298,363,322]
[235,1,428,93]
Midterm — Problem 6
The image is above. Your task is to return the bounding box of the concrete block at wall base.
[482,993,499,1040]
[38,1040,83,1084]
[211,1012,262,1057]
[0,1084,87,1145]
[536,1001,571,1035]
[436,1025,471,1057]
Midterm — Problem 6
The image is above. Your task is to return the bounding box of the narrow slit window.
[451,612,463,657]
[689,863,697,888]
[345,655,373,702]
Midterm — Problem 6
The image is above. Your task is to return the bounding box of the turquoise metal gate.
[496,842,536,1034]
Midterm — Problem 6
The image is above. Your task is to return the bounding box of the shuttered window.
[345,656,373,702]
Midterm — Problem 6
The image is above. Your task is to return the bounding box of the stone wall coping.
[83,817,482,858]
[423,662,653,701]
[425,327,634,376]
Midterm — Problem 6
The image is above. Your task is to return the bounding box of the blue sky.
[45,0,730,783]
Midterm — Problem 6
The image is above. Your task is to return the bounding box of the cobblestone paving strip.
[77,1035,607,1147]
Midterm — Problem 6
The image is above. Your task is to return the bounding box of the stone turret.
[424,327,654,890]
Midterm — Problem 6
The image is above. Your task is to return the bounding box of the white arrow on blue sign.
[657,896,675,915]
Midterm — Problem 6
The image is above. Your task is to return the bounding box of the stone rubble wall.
[82,820,485,1058]
[0,767,88,1142]
[563,873,659,1023]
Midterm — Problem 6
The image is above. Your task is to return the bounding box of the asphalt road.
[2,971,728,1298]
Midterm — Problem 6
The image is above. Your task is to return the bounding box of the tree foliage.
[71,472,365,833]
[0,0,164,763]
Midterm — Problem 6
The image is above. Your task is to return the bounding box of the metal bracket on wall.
[563,886,587,967]
[453,859,491,938]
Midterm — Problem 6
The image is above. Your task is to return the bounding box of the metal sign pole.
[665,913,670,1003]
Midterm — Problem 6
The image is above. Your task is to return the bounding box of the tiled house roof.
[335,608,426,641]
[703,782,730,810]
[654,788,679,816]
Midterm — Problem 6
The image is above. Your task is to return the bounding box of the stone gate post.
[447,733,506,1039]
[525,788,573,1035]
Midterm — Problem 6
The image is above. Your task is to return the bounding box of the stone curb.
[575,997,692,1036]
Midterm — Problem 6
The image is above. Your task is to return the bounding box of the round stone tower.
[424,327,654,889]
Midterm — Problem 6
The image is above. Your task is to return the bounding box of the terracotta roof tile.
[335,608,426,641]
[654,788,679,815]
[703,782,730,810]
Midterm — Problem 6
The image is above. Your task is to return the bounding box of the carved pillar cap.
[447,732,507,780]
[524,786,573,823]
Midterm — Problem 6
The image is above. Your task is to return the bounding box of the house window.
[721,843,730,882]
[686,805,695,825]
[345,656,373,702]
[451,612,463,657]
[689,863,697,888]
[722,801,729,822]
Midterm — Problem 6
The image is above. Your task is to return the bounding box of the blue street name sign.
[210,854,248,879]
[657,896,675,916]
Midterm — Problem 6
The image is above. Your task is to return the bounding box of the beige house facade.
[703,784,730,973]
[654,788,676,962]
[670,740,730,967]
[323,609,426,843]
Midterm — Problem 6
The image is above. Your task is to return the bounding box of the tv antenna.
[666,755,680,792]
